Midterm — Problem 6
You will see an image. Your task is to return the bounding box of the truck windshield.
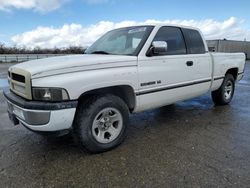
[85,26,154,56]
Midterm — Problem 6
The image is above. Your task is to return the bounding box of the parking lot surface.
[0,61,250,187]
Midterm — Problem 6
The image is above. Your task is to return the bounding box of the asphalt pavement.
[0,61,250,187]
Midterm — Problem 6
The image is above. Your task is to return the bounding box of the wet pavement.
[1,62,250,187]
[0,79,8,88]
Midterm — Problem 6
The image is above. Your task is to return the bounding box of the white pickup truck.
[4,24,245,153]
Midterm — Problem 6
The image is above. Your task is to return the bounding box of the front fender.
[32,66,138,100]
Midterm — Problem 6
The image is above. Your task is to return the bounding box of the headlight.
[32,87,70,101]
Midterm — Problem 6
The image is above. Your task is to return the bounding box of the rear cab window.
[182,28,206,54]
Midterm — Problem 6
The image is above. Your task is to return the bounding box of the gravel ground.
[0,61,250,187]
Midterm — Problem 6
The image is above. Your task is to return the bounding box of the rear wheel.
[73,94,129,153]
[211,74,235,105]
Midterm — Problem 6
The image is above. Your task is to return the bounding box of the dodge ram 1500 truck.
[4,24,245,153]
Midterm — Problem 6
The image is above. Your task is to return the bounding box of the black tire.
[73,94,129,153]
[211,74,235,105]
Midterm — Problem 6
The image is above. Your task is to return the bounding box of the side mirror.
[152,41,168,54]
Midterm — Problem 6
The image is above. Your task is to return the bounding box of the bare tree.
[0,43,86,54]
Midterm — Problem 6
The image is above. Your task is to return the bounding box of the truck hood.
[12,54,137,79]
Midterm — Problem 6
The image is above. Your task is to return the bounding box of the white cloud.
[0,0,68,12]
[11,17,250,49]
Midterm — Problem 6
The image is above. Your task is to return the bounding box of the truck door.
[136,26,211,111]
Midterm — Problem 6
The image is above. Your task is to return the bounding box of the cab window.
[182,28,206,54]
[152,26,187,55]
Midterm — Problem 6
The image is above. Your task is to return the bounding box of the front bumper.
[4,89,77,132]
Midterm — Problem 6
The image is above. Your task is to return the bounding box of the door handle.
[186,61,193,66]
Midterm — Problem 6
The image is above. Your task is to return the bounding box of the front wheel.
[211,74,235,105]
[73,94,129,153]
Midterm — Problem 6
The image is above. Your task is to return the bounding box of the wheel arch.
[225,67,238,80]
[77,85,136,112]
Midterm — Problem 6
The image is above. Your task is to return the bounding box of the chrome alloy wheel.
[224,80,233,100]
[92,107,123,144]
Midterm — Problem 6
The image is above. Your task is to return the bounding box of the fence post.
[5,55,7,63]
[16,56,18,62]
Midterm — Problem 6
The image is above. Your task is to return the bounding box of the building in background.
[207,40,250,60]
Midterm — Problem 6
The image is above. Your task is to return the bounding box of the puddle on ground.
[0,79,8,89]
[239,80,249,85]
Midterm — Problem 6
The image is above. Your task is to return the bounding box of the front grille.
[12,73,25,83]
[8,68,32,100]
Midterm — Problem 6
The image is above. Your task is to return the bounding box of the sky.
[0,0,250,48]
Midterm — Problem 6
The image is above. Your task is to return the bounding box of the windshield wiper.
[90,51,110,55]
